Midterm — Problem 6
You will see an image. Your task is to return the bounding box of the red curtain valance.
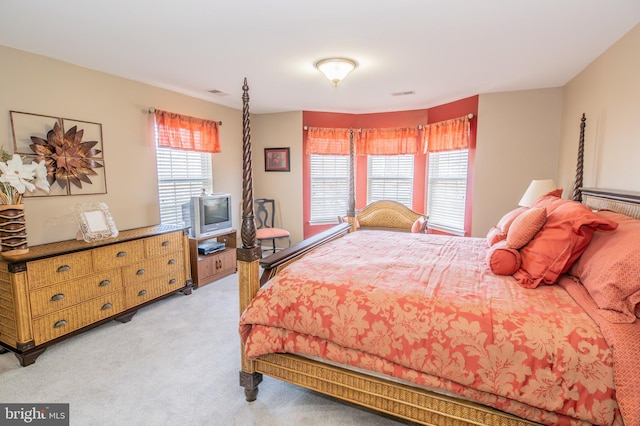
[155,109,221,153]
[357,127,420,155]
[306,127,354,155]
[307,116,469,156]
[422,115,469,153]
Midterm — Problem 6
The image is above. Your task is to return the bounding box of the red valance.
[357,127,420,155]
[155,109,221,153]
[306,127,354,155]
[422,115,469,153]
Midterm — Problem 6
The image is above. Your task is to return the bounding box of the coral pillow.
[569,212,640,323]
[513,200,618,289]
[486,206,527,246]
[531,189,564,211]
[486,226,506,246]
[497,206,528,235]
[506,207,547,249]
[411,216,427,233]
[486,240,521,275]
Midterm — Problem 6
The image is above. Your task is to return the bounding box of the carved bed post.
[347,128,357,231]
[237,78,263,401]
[572,113,586,202]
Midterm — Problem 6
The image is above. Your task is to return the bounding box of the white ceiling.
[1,1,639,114]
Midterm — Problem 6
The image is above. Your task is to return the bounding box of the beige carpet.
[0,273,412,426]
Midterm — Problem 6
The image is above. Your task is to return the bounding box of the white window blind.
[156,146,212,225]
[310,154,350,224]
[367,155,414,208]
[427,149,468,235]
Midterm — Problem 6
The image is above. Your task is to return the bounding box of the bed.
[236,80,640,425]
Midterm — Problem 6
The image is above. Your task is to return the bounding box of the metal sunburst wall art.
[9,111,107,197]
[30,121,103,190]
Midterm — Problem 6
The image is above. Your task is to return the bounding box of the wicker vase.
[0,204,29,258]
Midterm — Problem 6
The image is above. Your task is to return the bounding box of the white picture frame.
[72,202,118,242]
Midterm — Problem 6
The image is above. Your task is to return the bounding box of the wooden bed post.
[347,128,357,232]
[237,78,263,401]
[572,113,586,202]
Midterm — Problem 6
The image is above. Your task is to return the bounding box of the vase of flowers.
[0,147,50,258]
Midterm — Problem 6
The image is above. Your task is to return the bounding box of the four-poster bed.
[237,80,640,425]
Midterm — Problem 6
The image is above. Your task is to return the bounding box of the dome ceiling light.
[314,57,358,87]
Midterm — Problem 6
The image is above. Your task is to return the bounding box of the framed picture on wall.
[264,147,290,172]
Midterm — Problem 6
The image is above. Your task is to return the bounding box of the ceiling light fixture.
[314,57,358,87]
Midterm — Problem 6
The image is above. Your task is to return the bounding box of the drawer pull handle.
[168,258,176,265]
[169,278,177,285]
[99,279,111,287]
[57,265,70,273]
[161,241,170,246]
[138,289,147,296]
[50,293,65,301]
[101,303,113,310]
[117,251,127,257]
[54,319,67,328]
[136,269,145,275]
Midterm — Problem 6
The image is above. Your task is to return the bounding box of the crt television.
[183,193,233,238]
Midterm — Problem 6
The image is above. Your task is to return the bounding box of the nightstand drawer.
[32,291,125,345]
[27,251,94,289]
[29,271,123,318]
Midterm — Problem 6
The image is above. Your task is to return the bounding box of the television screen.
[202,198,229,225]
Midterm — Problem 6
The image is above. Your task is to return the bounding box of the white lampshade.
[315,58,357,87]
[518,179,558,207]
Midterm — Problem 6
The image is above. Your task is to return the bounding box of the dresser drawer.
[144,231,183,257]
[27,251,94,289]
[29,271,123,318]
[124,270,185,308]
[121,253,183,286]
[92,240,145,271]
[32,291,125,345]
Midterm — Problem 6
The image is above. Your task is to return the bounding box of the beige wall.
[473,88,563,237]
[558,23,640,193]
[252,112,304,245]
[0,45,244,246]
[3,23,638,248]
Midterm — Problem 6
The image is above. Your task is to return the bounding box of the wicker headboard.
[581,188,640,219]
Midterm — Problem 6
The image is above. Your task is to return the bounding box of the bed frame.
[236,81,637,425]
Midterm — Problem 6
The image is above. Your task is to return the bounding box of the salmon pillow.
[411,216,428,233]
[486,206,528,246]
[569,211,640,323]
[486,240,521,275]
[513,200,618,289]
[506,207,547,249]
[531,189,564,211]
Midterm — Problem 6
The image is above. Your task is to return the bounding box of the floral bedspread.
[240,231,621,425]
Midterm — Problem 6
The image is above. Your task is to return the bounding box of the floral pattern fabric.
[240,231,621,425]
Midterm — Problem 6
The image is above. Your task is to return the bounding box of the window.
[427,149,468,235]
[156,146,212,225]
[367,155,414,207]
[309,154,350,224]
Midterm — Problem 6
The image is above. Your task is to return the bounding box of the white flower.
[0,154,36,194]
[33,160,50,193]
[0,151,51,204]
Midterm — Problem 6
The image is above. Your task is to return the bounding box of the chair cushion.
[256,227,290,239]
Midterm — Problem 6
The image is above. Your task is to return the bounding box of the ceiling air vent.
[391,90,415,97]
[208,89,231,97]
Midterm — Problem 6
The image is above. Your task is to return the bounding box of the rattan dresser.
[0,224,192,366]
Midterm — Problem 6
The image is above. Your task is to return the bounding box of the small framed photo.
[264,147,290,172]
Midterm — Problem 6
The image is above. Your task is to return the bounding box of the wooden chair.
[254,198,291,254]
